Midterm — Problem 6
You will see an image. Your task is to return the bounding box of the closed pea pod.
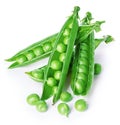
[41,6,80,104]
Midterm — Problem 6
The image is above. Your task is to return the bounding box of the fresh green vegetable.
[57,103,70,117]
[26,94,40,105]
[36,100,48,112]
[94,63,102,75]
[41,6,80,104]
[74,99,87,112]
[60,91,73,102]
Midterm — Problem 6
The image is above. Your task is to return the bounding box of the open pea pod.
[26,35,113,82]
[41,6,80,104]
[71,32,95,95]
[6,21,104,69]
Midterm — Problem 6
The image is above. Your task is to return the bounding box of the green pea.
[54,71,61,80]
[43,42,52,52]
[31,70,44,79]
[26,93,40,105]
[57,103,70,117]
[78,65,88,74]
[63,29,70,36]
[94,63,102,75]
[47,77,57,87]
[69,23,73,29]
[16,55,27,64]
[63,37,69,45]
[74,99,88,112]
[75,79,85,94]
[52,86,58,95]
[59,53,66,62]
[33,46,44,56]
[36,100,48,112]
[26,51,36,60]
[56,43,67,53]
[60,91,73,102]
[51,60,62,70]
[77,73,87,81]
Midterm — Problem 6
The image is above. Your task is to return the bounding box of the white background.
[0,0,120,125]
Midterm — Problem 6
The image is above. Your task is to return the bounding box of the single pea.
[78,65,88,74]
[57,103,70,117]
[74,99,88,112]
[69,23,73,29]
[63,37,69,45]
[75,79,85,94]
[47,77,57,87]
[63,29,70,36]
[52,86,58,95]
[36,100,48,112]
[26,51,36,60]
[26,93,40,105]
[59,53,66,62]
[16,55,27,64]
[60,91,73,102]
[51,60,62,70]
[31,70,44,79]
[56,43,67,53]
[43,42,52,52]
[33,46,44,56]
[94,63,102,75]
[54,71,61,80]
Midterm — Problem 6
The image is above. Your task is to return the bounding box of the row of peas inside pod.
[6,6,114,117]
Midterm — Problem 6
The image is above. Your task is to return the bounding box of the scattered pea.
[59,53,66,62]
[94,63,102,75]
[47,77,57,87]
[26,93,40,105]
[74,99,88,112]
[36,100,48,112]
[33,46,44,56]
[43,42,52,52]
[57,103,70,117]
[52,86,58,95]
[56,43,67,53]
[54,71,61,80]
[63,29,70,36]
[60,91,73,102]
[51,60,62,70]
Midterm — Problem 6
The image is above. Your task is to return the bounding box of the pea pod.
[26,35,113,82]
[6,21,104,69]
[71,32,95,95]
[41,6,80,104]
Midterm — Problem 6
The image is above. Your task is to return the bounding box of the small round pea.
[59,53,66,62]
[31,70,44,79]
[54,71,61,80]
[26,51,36,60]
[69,23,73,29]
[16,55,27,64]
[63,29,70,36]
[75,79,85,94]
[63,37,69,45]
[43,42,52,52]
[60,91,73,102]
[52,86,58,95]
[51,60,62,70]
[36,100,48,112]
[57,103,70,117]
[56,43,67,53]
[26,93,40,105]
[33,46,44,56]
[74,99,88,112]
[94,63,102,75]
[47,77,57,87]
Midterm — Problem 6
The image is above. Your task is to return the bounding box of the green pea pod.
[71,32,95,95]
[41,6,80,104]
[6,21,104,69]
[6,33,57,69]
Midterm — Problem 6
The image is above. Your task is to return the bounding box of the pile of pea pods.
[6,6,113,116]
